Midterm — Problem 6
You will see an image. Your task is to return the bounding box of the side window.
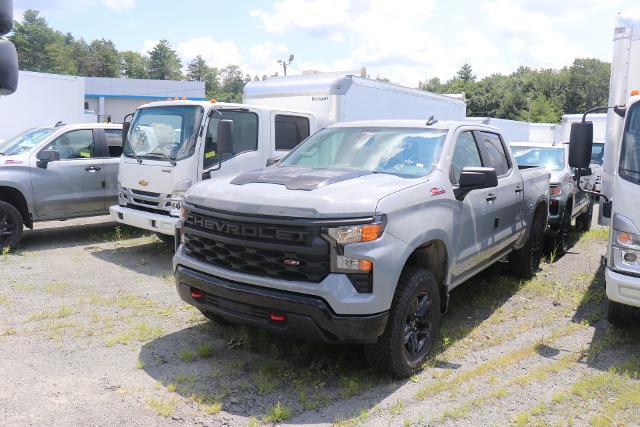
[450,132,483,185]
[104,129,123,157]
[203,111,258,170]
[477,132,510,176]
[275,115,310,151]
[42,129,95,160]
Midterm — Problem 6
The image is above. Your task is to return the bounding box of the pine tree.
[148,40,182,80]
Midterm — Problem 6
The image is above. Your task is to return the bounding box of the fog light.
[624,252,638,263]
[336,255,372,272]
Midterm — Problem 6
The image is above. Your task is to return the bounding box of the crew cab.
[512,142,595,253]
[0,122,123,249]
[173,120,550,376]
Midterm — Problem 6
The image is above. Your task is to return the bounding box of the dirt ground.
[1,212,640,426]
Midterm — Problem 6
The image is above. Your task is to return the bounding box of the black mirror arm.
[574,168,609,203]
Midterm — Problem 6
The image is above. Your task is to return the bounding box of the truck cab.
[110,100,317,238]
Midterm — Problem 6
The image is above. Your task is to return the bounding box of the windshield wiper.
[145,152,177,166]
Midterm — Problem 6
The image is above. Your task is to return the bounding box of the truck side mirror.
[36,150,60,168]
[122,122,131,144]
[217,119,234,154]
[0,39,18,95]
[568,121,593,169]
[454,167,498,201]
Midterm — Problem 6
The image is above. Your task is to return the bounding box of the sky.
[14,0,640,87]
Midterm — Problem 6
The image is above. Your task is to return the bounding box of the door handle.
[485,193,497,201]
[85,166,101,172]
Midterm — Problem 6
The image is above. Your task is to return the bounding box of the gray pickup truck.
[0,123,123,249]
[511,142,595,254]
[173,120,550,376]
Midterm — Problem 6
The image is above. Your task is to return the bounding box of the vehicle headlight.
[170,180,191,216]
[326,218,385,245]
[117,182,127,206]
[612,230,640,274]
[549,185,561,196]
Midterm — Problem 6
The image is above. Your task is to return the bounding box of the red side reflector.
[270,312,286,322]
[191,289,204,299]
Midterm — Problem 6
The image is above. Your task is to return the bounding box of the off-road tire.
[508,213,544,279]
[155,232,175,245]
[365,267,441,378]
[553,206,572,255]
[575,197,594,232]
[607,299,636,327]
[0,201,23,251]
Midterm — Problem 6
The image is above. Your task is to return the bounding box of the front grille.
[122,187,171,214]
[183,209,331,283]
[131,189,161,198]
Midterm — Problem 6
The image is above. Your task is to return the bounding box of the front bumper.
[109,205,178,236]
[606,267,640,308]
[175,265,388,343]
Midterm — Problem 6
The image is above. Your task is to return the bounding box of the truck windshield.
[620,104,640,184]
[512,146,565,171]
[0,127,56,156]
[280,127,448,177]
[124,106,203,162]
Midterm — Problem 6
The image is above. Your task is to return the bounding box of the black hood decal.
[230,166,373,191]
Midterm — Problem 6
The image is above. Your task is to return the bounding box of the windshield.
[280,127,448,177]
[620,103,640,184]
[124,106,203,161]
[0,128,56,156]
[591,142,604,165]
[512,146,565,171]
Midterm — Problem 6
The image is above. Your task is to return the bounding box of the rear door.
[475,131,523,255]
[32,128,106,218]
[449,130,497,283]
[101,128,123,209]
[267,112,313,166]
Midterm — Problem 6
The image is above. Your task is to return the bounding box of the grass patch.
[253,360,282,394]
[179,350,195,362]
[388,400,404,416]
[264,401,292,423]
[105,322,163,347]
[26,305,73,322]
[196,342,214,358]
[0,294,9,305]
[201,401,223,415]
[146,397,176,417]
[582,227,609,241]
[44,283,70,295]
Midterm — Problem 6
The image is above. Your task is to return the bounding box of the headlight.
[169,179,191,216]
[326,218,385,245]
[612,230,640,274]
[117,182,127,206]
[549,185,561,196]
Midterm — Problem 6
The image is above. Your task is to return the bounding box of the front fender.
[0,167,34,214]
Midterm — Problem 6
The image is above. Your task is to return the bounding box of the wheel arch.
[401,239,449,314]
[0,186,32,228]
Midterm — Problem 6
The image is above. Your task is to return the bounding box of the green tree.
[564,58,611,113]
[148,39,182,80]
[528,95,562,123]
[10,9,59,72]
[186,55,209,81]
[120,51,148,79]
[86,39,120,77]
[497,89,529,120]
[204,68,221,100]
[456,63,476,83]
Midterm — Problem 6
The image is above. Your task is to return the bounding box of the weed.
[1,327,16,336]
[583,227,609,241]
[247,416,260,427]
[26,306,73,322]
[146,397,176,417]
[201,401,223,415]
[196,342,214,358]
[253,360,281,394]
[175,373,195,384]
[264,401,292,423]
[44,283,70,295]
[105,322,163,347]
[179,350,195,362]
[339,374,368,398]
[2,246,10,259]
[136,359,145,369]
[389,400,404,416]
[166,383,176,392]
[0,294,9,305]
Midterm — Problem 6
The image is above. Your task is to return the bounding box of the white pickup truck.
[173,120,550,376]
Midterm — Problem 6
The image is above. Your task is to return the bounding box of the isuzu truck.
[173,119,550,376]
[569,14,640,325]
[110,74,465,241]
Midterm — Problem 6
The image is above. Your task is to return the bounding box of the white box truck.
[465,117,530,143]
[569,13,640,324]
[110,74,466,240]
[529,123,561,145]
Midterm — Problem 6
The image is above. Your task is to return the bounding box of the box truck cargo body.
[562,113,606,142]
[243,74,466,127]
[465,117,529,143]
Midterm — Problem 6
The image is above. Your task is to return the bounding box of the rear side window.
[450,132,483,185]
[104,129,123,157]
[477,132,510,176]
[275,115,310,151]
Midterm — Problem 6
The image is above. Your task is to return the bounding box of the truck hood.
[186,166,425,218]
[119,157,191,194]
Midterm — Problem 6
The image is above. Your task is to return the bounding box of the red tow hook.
[270,311,287,322]
[191,289,204,299]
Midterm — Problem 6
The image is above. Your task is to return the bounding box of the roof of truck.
[136,99,313,114]
[328,119,502,133]
[36,122,123,131]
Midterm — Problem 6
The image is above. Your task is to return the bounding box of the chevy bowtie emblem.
[283,259,301,266]
[139,179,149,187]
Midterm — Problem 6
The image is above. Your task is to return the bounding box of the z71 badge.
[430,186,446,196]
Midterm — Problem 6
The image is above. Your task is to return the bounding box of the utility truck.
[173,119,549,376]
[569,14,640,325]
[110,74,465,240]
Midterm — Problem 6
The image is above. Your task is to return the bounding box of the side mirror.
[36,150,60,168]
[122,122,131,144]
[454,167,498,201]
[0,39,18,95]
[266,157,280,167]
[217,119,234,154]
[568,121,593,169]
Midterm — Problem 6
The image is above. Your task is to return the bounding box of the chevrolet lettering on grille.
[186,213,307,243]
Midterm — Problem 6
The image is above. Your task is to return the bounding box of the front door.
[32,129,106,219]
[449,131,497,283]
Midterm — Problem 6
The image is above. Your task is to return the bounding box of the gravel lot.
[1,212,639,426]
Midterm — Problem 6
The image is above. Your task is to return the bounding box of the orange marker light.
[632,89,640,96]
[182,96,187,100]
[359,260,373,272]
[361,223,384,241]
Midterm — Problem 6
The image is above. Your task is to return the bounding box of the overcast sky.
[14,0,640,86]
